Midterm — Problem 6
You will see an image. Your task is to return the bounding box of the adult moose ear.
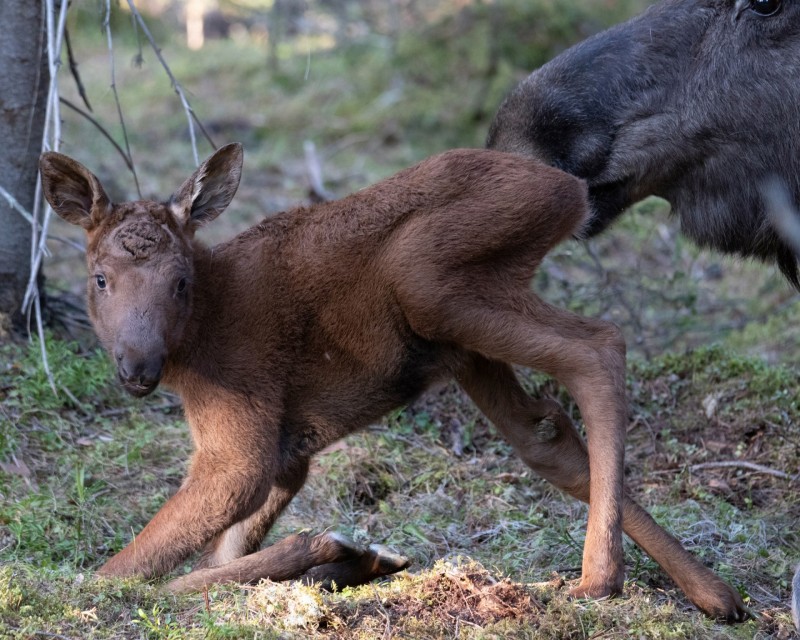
[39,152,112,231]
[170,143,243,232]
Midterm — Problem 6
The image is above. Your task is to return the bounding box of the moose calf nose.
[115,348,164,397]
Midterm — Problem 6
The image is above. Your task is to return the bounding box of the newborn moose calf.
[41,144,743,618]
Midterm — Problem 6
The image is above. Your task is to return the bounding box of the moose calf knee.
[558,322,626,399]
[587,322,626,370]
[500,400,592,500]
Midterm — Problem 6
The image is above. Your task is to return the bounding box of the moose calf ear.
[39,152,111,230]
[170,143,243,231]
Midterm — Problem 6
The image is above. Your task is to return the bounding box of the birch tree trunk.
[0,2,49,333]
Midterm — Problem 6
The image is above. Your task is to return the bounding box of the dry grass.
[2,339,797,638]
[2,5,799,638]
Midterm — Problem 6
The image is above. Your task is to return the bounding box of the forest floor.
[1,11,799,639]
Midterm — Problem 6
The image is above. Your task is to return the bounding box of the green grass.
[3,1,799,637]
[1,335,798,638]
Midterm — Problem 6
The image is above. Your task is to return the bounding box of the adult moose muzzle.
[488,0,799,625]
[40,144,743,617]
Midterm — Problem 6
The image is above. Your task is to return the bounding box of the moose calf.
[41,144,743,618]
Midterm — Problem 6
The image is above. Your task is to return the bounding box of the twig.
[47,233,86,253]
[304,140,334,202]
[60,385,90,417]
[124,0,217,164]
[22,0,70,395]
[34,294,56,395]
[104,0,141,198]
[792,565,799,631]
[30,631,74,640]
[552,566,582,574]
[0,185,36,226]
[688,460,797,481]
[370,584,393,640]
[64,27,92,112]
[60,97,135,174]
[762,178,800,256]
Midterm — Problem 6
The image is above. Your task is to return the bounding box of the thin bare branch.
[689,460,797,481]
[104,0,142,198]
[124,0,217,164]
[20,0,70,395]
[34,292,56,395]
[60,97,135,173]
[47,234,85,253]
[304,140,335,202]
[25,0,68,299]
[0,186,36,226]
[189,107,219,153]
[64,27,92,112]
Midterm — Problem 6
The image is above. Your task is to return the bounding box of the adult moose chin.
[487,0,799,626]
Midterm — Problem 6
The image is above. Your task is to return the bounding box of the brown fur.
[40,145,744,619]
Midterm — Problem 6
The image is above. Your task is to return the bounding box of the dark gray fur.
[487,0,800,286]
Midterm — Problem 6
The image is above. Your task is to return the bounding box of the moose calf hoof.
[301,542,410,591]
[689,582,748,623]
[568,578,623,601]
[312,531,365,559]
[367,544,411,575]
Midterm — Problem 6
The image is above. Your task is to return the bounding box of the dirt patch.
[328,560,544,635]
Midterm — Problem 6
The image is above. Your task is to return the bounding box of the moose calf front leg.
[195,462,310,570]
[98,451,270,579]
[167,531,364,593]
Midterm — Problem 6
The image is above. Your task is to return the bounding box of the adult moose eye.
[176,277,188,294]
[95,274,107,290]
[750,0,782,16]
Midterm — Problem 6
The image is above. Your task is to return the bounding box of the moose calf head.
[39,145,243,396]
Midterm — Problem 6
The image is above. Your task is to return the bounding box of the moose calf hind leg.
[166,531,362,594]
[458,354,746,620]
[446,304,627,600]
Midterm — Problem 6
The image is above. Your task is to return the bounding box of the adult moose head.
[487,0,799,627]
[40,144,746,618]
[488,0,800,284]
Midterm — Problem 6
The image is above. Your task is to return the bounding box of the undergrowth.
[2,1,799,638]
[1,334,798,638]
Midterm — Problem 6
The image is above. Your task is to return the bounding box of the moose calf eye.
[176,277,188,293]
[750,0,782,16]
[95,274,107,290]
